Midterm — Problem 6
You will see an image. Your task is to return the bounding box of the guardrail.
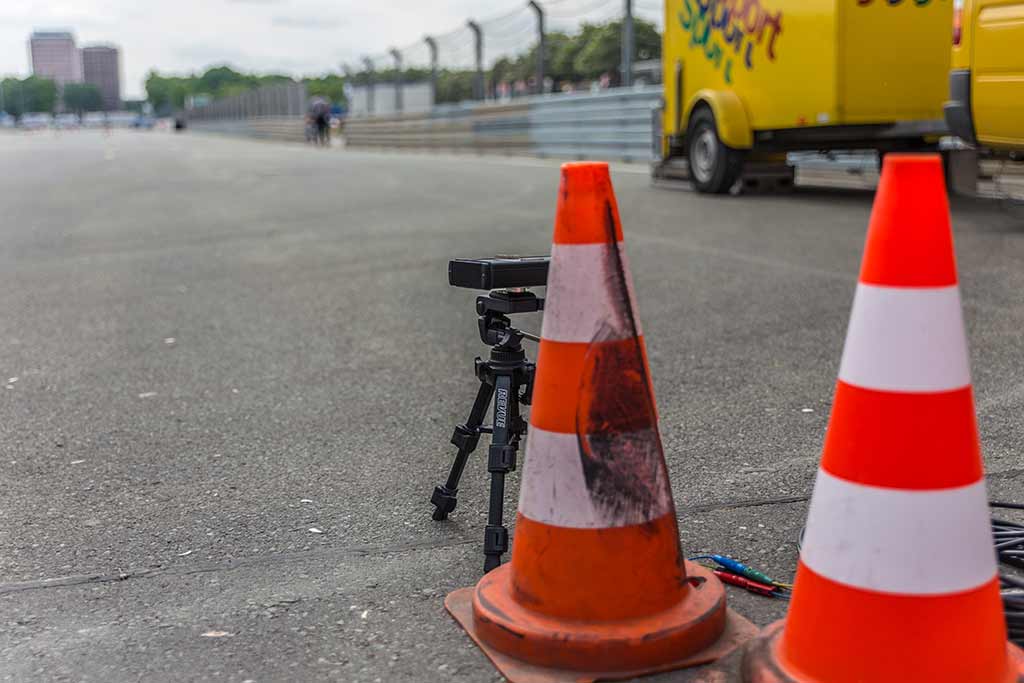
[189,86,664,162]
[188,116,306,143]
[529,87,663,162]
[343,102,532,154]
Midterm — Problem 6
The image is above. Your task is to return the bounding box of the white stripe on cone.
[800,469,996,595]
[839,284,971,393]
[541,242,643,344]
[518,426,672,528]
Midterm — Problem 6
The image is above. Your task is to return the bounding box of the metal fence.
[187,82,308,121]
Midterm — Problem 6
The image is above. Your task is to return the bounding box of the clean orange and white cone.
[446,162,756,683]
[742,154,1024,682]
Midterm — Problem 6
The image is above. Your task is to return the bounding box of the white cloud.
[271,15,343,30]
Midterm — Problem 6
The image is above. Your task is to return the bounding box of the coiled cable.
[991,502,1024,646]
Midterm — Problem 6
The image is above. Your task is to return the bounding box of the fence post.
[467,20,484,101]
[390,48,403,114]
[621,0,634,87]
[528,1,546,95]
[363,58,376,115]
[425,37,439,106]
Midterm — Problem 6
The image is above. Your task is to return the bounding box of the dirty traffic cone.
[445,162,757,682]
[741,154,1024,682]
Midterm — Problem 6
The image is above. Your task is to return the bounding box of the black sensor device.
[448,256,549,291]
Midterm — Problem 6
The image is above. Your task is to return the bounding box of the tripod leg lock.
[488,444,517,473]
[450,424,480,453]
[484,524,509,557]
[431,485,458,519]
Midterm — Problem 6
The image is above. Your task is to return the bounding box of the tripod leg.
[431,378,494,521]
[483,374,519,573]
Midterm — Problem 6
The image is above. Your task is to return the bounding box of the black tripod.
[431,290,541,572]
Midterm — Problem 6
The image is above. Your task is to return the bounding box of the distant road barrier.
[188,116,306,143]
[343,102,532,154]
[189,85,664,163]
[188,82,308,121]
[186,82,309,144]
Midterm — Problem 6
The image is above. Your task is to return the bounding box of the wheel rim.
[691,128,718,184]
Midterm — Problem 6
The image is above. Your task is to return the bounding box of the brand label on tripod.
[495,388,509,429]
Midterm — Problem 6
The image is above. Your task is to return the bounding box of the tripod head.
[476,290,544,349]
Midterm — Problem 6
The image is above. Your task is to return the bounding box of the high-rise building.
[29,31,82,87]
[82,45,121,111]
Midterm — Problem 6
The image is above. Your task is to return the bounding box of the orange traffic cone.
[445,162,757,683]
[741,154,1024,682]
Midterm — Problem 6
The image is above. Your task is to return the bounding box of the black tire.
[686,107,744,194]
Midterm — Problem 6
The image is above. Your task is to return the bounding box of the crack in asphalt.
[680,494,811,514]
[0,536,477,596]
[5,473,1020,598]
[0,493,819,597]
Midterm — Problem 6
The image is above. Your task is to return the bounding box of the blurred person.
[304,112,317,144]
[308,97,330,146]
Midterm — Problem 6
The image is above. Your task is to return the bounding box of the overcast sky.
[0,0,553,99]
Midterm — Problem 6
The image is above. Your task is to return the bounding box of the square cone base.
[446,587,759,683]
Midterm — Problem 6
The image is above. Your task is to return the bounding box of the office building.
[29,31,82,87]
[82,45,121,111]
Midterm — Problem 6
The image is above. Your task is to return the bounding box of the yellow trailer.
[659,0,953,193]
[945,0,1024,153]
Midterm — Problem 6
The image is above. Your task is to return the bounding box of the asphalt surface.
[2,130,1024,682]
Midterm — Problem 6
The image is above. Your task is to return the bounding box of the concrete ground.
[1,130,1023,682]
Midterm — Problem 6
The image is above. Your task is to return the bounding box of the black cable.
[990,504,1024,645]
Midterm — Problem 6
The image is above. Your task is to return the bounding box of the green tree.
[145,71,192,114]
[24,76,58,113]
[145,66,295,114]
[435,70,475,104]
[63,83,103,114]
[552,24,603,80]
[305,74,348,106]
[572,19,661,82]
[490,57,517,88]
[0,78,25,117]
[1,76,58,116]
[633,19,662,62]
[541,32,575,85]
[195,65,247,96]
[491,32,576,92]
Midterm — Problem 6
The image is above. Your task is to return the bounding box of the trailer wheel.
[687,107,744,194]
